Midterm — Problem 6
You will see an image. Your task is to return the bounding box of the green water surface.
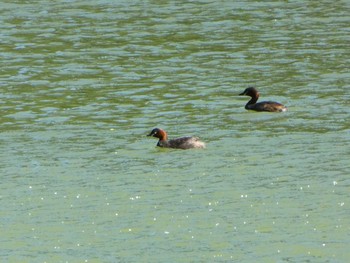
[1,1,349,262]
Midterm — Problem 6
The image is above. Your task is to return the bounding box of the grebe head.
[239,87,259,97]
[147,128,167,140]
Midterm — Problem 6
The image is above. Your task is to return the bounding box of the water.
[1,1,349,262]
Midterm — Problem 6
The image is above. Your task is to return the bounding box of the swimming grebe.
[239,87,287,112]
[147,128,205,149]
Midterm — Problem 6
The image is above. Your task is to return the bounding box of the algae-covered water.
[1,1,349,262]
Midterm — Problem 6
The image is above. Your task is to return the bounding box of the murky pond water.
[1,1,349,262]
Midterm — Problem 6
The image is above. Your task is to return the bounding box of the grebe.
[239,87,287,112]
[147,128,205,149]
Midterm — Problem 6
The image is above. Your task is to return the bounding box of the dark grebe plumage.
[239,87,287,112]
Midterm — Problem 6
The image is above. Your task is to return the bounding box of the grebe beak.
[147,131,156,136]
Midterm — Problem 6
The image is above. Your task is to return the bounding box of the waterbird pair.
[148,87,287,150]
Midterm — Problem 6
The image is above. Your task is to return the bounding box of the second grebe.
[239,87,287,112]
